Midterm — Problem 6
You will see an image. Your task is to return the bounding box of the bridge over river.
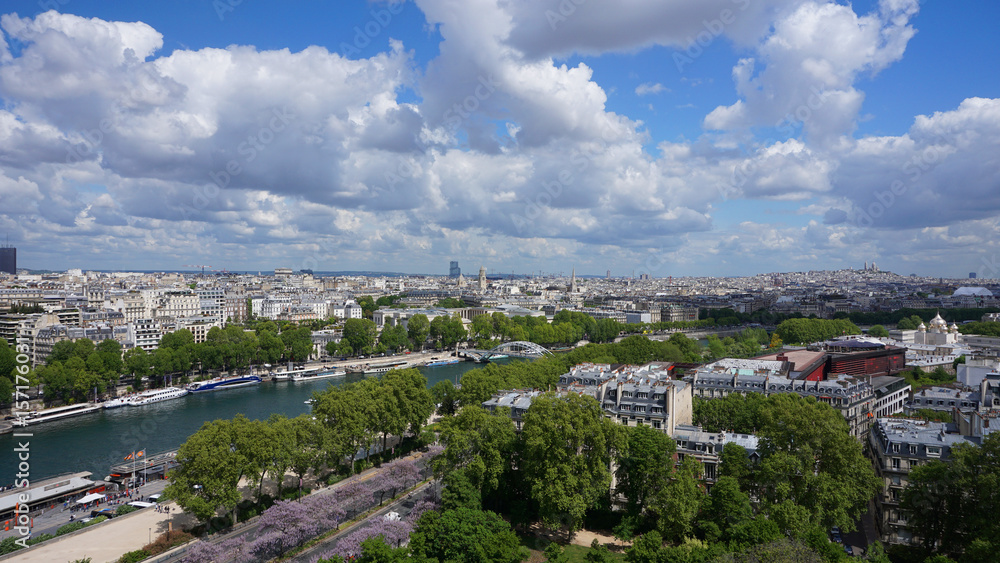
[460,340,554,362]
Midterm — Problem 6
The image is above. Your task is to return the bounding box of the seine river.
[1,360,498,483]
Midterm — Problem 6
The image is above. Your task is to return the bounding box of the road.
[153,449,436,563]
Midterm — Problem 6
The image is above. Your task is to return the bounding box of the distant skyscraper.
[570,268,577,293]
[606,269,611,279]
[0,245,15,275]
[449,260,461,278]
[970,272,977,279]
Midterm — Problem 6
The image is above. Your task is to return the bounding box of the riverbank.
[0,357,496,483]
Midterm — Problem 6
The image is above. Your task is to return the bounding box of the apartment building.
[868,413,996,545]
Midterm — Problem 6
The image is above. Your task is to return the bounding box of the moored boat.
[291,368,346,381]
[186,375,262,393]
[102,397,130,409]
[362,360,409,375]
[13,403,101,426]
[127,386,189,406]
[425,358,460,367]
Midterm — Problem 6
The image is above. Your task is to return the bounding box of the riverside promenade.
[3,500,196,563]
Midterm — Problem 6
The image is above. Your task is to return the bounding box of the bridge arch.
[486,341,553,358]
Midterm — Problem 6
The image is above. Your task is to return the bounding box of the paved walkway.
[7,501,196,563]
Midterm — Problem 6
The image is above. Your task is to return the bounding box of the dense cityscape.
[2,252,1000,562]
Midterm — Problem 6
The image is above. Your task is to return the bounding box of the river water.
[2,360,496,483]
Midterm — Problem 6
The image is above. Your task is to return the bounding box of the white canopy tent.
[75,493,105,504]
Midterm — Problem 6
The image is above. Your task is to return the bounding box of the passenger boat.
[362,360,409,375]
[271,365,320,381]
[12,403,101,426]
[425,358,460,367]
[102,397,130,409]
[127,387,189,406]
[186,375,262,393]
[291,368,346,381]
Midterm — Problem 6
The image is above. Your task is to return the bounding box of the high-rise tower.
[478,266,487,290]
[0,243,15,275]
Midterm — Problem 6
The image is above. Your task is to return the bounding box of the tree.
[343,319,378,354]
[431,380,459,416]
[258,329,284,364]
[407,314,430,351]
[868,325,889,338]
[160,329,194,350]
[357,296,377,318]
[625,530,664,563]
[165,415,256,524]
[441,468,483,511]
[96,339,124,377]
[470,315,494,346]
[281,326,313,363]
[902,432,1000,557]
[615,424,676,516]
[584,539,615,563]
[521,393,621,535]
[434,404,516,497]
[755,394,880,533]
[698,476,753,542]
[543,542,569,563]
[48,340,77,363]
[379,324,409,353]
[408,508,528,563]
[313,381,377,475]
[650,457,703,543]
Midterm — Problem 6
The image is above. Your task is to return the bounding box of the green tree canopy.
[521,392,621,534]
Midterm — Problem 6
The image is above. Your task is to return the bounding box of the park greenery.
[773,318,862,344]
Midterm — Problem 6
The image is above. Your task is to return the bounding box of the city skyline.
[0,1,998,277]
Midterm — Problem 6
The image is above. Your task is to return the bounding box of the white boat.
[102,397,130,409]
[362,360,409,375]
[12,403,101,426]
[272,365,322,380]
[127,387,189,406]
[291,368,346,382]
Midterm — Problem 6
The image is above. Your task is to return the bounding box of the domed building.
[914,312,958,345]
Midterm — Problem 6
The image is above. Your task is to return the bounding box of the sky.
[0,0,998,278]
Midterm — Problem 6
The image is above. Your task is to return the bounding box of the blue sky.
[0,0,998,277]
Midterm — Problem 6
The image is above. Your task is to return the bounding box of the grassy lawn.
[518,532,627,562]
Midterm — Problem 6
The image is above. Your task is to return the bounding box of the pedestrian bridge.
[462,341,554,362]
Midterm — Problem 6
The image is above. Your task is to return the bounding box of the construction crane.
[183,265,211,274]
